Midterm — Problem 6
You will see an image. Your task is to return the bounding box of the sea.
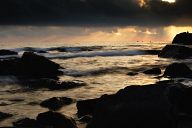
[0,41,190,127]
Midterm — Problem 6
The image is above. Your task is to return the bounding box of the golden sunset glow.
[137,0,146,7]
[162,0,175,3]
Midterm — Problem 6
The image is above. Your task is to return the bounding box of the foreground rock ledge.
[77,82,192,128]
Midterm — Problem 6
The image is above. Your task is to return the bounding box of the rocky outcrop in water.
[158,45,192,59]
[0,49,18,56]
[172,32,192,45]
[143,67,161,75]
[0,112,13,121]
[76,81,192,128]
[13,111,78,128]
[40,97,75,111]
[164,63,192,78]
[0,52,62,78]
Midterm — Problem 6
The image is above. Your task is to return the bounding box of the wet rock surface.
[40,97,75,111]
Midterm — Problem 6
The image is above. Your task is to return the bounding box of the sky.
[0,0,192,45]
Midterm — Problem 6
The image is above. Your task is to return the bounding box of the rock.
[36,111,77,128]
[0,49,17,56]
[29,79,87,90]
[0,52,62,78]
[168,85,192,115]
[79,115,92,123]
[164,63,192,78]
[40,97,75,111]
[13,118,37,127]
[126,72,138,76]
[0,112,13,121]
[143,68,161,75]
[77,98,100,117]
[20,52,62,78]
[85,84,176,128]
[158,45,192,59]
[172,32,192,45]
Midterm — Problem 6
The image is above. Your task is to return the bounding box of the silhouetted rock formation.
[0,49,18,56]
[158,45,192,59]
[13,111,77,128]
[0,112,13,121]
[36,111,77,128]
[76,81,192,128]
[143,67,161,75]
[0,52,62,78]
[172,32,192,45]
[13,118,37,127]
[40,97,75,111]
[164,63,192,78]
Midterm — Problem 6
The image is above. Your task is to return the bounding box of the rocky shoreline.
[1,32,192,128]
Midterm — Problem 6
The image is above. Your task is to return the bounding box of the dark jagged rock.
[172,32,192,45]
[36,111,77,128]
[85,84,175,128]
[20,52,62,78]
[158,45,192,59]
[143,68,161,75]
[0,112,13,121]
[126,72,138,76]
[164,63,192,78]
[77,98,100,117]
[40,97,75,111]
[0,52,62,78]
[13,118,37,127]
[0,49,18,56]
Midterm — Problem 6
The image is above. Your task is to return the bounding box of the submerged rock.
[172,32,192,45]
[164,63,192,78]
[0,112,13,121]
[143,68,161,75]
[36,111,77,128]
[40,97,75,111]
[0,49,17,56]
[158,45,192,59]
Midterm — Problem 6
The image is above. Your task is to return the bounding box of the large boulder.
[0,52,62,78]
[40,97,75,111]
[158,45,192,59]
[164,63,192,78]
[19,52,62,78]
[36,111,77,128]
[0,49,18,56]
[13,118,37,127]
[172,32,192,45]
[86,84,175,128]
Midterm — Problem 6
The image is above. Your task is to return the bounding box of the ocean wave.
[46,49,159,59]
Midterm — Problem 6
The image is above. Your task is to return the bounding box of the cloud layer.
[0,0,192,26]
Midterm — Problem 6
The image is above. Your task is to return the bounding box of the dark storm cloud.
[0,0,191,26]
